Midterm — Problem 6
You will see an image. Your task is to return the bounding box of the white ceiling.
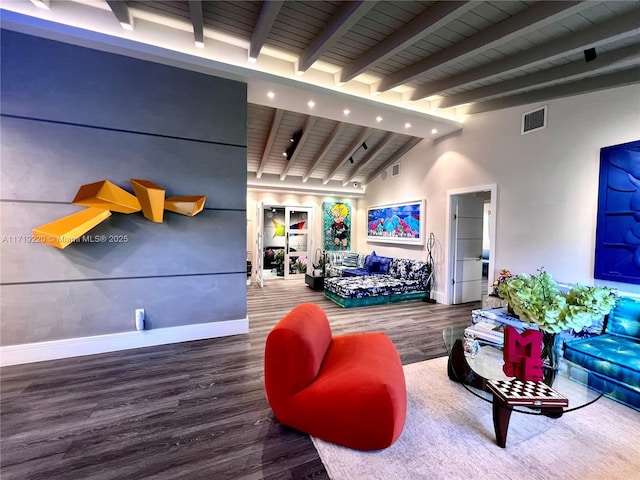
[2,1,639,195]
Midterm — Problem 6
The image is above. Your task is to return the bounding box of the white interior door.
[452,195,484,304]
[254,202,264,288]
[284,206,311,280]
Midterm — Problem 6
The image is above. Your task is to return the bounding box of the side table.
[305,274,324,290]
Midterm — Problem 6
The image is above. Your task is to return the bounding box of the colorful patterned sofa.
[324,257,430,308]
[564,295,640,410]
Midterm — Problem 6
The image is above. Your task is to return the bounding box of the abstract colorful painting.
[367,200,424,245]
[595,139,640,284]
[323,202,351,251]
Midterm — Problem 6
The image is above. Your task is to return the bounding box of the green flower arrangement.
[497,269,617,334]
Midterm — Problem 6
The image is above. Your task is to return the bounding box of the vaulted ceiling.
[4,1,639,195]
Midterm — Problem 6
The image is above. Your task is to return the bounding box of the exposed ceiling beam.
[303,122,346,182]
[338,1,473,84]
[106,0,133,30]
[296,1,374,73]
[412,9,640,100]
[378,1,587,92]
[188,0,204,47]
[467,67,640,114]
[439,44,640,109]
[256,109,284,179]
[363,137,422,186]
[323,128,371,184]
[249,0,284,61]
[280,116,317,180]
[342,133,396,186]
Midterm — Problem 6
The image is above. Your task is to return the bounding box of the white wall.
[365,84,640,301]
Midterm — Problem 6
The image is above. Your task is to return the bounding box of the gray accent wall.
[0,30,248,346]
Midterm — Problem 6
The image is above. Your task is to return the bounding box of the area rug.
[312,356,640,480]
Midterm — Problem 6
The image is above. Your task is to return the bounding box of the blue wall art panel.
[595,140,640,284]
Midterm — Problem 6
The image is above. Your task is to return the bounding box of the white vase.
[313,269,322,277]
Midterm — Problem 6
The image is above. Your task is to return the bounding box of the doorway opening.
[258,204,313,285]
[446,184,497,305]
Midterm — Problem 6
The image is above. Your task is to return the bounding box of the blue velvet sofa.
[564,296,640,410]
[324,257,430,308]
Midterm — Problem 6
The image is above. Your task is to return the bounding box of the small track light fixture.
[285,130,303,160]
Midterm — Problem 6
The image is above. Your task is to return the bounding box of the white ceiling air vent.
[392,164,400,177]
[521,105,547,135]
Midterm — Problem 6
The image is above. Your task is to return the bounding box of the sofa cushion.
[564,334,640,391]
[378,256,393,274]
[363,251,376,267]
[606,296,640,340]
[342,268,385,277]
[343,252,360,267]
[325,274,426,299]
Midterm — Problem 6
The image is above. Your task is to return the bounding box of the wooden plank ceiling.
[34,1,640,188]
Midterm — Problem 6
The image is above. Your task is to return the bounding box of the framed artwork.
[323,202,351,251]
[366,199,425,245]
[594,139,640,284]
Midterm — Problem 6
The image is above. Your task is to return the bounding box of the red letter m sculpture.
[503,326,544,381]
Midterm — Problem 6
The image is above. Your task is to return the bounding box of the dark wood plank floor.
[1,279,480,480]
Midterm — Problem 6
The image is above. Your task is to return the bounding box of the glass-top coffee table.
[443,326,603,447]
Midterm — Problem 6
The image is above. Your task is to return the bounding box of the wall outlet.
[135,308,145,331]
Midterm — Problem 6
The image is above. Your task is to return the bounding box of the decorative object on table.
[487,379,568,407]
[366,199,424,245]
[463,331,481,358]
[423,232,436,303]
[312,248,325,277]
[502,326,544,381]
[323,202,351,251]
[492,268,512,297]
[497,268,617,370]
[594,139,640,285]
[465,321,505,345]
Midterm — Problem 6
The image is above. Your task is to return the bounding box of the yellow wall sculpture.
[33,179,206,249]
[72,180,141,213]
[32,208,112,249]
[164,196,206,216]
[130,179,165,223]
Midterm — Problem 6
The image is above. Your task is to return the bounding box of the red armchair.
[264,303,407,450]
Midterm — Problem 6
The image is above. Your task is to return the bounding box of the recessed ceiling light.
[376,116,383,122]
[308,100,315,108]
[343,109,350,116]
[282,152,287,157]
[431,128,438,134]
[404,123,412,129]
[267,91,275,99]
[30,0,50,9]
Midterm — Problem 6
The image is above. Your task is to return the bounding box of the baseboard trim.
[0,318,249,367]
